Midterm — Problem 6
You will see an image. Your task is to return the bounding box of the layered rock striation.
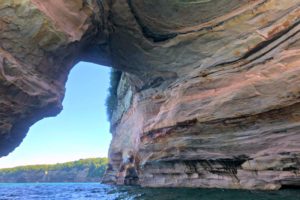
[1,0,300,190]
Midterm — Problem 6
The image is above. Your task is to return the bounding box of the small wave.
[0,183,299,200]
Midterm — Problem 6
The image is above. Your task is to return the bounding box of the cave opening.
[0,62,112,169]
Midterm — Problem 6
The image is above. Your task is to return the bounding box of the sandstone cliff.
[0,0,300,190]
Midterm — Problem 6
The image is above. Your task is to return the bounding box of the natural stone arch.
[1,0,300,189]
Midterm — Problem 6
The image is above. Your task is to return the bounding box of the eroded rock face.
[0,0,110,156]
[1,0,300,190]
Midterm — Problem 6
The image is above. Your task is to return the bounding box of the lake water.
[0,183,299,200]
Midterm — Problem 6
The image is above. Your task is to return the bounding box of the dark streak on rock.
[127,0,178,42]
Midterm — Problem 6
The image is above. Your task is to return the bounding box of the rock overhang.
[1,0,300,189]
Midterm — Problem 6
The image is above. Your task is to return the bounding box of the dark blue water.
[0,183,299,200]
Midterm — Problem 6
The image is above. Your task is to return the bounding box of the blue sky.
[0,62,112,168]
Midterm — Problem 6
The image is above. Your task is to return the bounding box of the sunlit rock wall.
[103,0,300,190]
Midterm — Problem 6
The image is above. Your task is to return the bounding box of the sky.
[0,62,112,169]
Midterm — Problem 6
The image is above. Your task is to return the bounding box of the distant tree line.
[0,157,108,178]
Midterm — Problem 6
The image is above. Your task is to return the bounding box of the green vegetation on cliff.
[0,158,108,182]
[106,69,122,120]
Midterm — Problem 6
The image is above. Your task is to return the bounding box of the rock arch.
[1,0,300,189]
